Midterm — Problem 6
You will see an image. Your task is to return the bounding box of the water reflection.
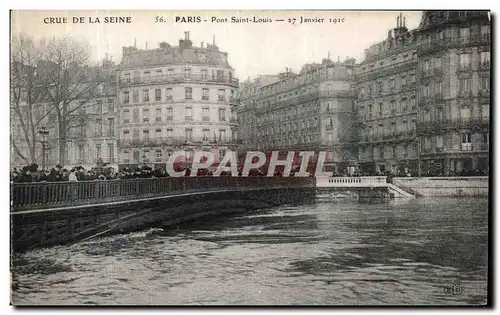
[11,198,488,305]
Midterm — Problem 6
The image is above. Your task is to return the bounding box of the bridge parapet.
[11,177,315,212]
[316,176,388,187]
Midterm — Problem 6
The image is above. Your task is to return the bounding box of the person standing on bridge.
[69,169,78,182]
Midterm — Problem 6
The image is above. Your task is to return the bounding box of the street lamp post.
[38,126,49,171]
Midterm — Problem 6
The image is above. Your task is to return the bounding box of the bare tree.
[10,34,53,165]
[36,36,114,165]
[11,35,115,167]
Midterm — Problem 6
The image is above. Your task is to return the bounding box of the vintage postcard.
[10,10,490,306]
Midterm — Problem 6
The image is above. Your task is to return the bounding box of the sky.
[11,10,422,80]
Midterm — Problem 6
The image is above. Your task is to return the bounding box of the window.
[143,129,150,142]
[436,107,444,121]
[218,108,226,121]
[184,68,191,79]
[459,78,472,94]
[108,143,114,163]
[480,52,490,66]
[481,77,489,91]
[96,144,101,159]
[155,89,161,101]
[166,128,173,138]
[143,108,150,123]
[156,150,162,159]
[482,105,489,118]
[460,106,471,121]
[481,25,490,36]
[218,89,225,102]
[459,54,470,68]
[124,73,130,82]
[378,103,383,116]
[436,135,444,149]
[78,144,85,160]
[123,109,130,123]
[133,88,139,102]
[401,98,408,112]
[107,118,115,136]
[435,81,443,96]
[143,90,150,102]
[166,107,173,120]
[460,27,470,41]
[166,88,173,100]
[133,109,139,123]
[201,69,208,80]
[107,99,114,113]
[185,87,192,100]
[409,73,415,83]
[202,128,210,141]
[155,108,162,121]
[202,88,209,100]
[217,70,224,81]
[185,107,192,121]
[482,133,489,149]
[434,57,441,70]
[218,129,226,142]
[401,75,407,86]
[184,128,193,141]
[95,100,102,114]
[133,150,140,162]
[437,30,444,40]
[202,108,210,121]
[94,119,102,137]
[461,133,472,151]
[389,79,395,91]
[123,91,130,104]
[423,60,430,71]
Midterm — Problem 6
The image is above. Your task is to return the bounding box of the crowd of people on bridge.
[10,162,488,183]
[10,163,280,183]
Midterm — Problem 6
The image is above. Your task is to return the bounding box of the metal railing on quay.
[11,176,315,211]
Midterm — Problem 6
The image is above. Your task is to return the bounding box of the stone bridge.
[10,177,316,251]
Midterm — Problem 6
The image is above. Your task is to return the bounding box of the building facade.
[237,59,357,173]
[355,14,419,175]
[415,11,490,175]
[116,32,239,169]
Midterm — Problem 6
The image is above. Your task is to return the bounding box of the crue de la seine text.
[43,16,132,24]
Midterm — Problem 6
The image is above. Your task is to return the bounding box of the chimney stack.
[185,31,190,40]
[201,41,204,47]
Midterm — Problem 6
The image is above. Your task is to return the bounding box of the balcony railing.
[417,34,490,52]
[119,137,239,147]
[119,74,239,88]
[417,117,490,132]
[11,176,315,211]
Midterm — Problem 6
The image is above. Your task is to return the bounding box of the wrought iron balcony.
[118,73,239,88]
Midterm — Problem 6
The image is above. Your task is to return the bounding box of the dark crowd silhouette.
[10,162,488,183]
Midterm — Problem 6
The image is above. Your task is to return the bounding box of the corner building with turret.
[354,11,490,176]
